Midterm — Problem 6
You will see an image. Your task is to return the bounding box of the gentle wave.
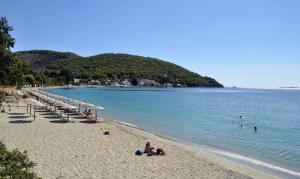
[210,148,300,177]
[111,119,137,128]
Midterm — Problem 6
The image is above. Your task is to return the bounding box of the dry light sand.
[0,100,276,179]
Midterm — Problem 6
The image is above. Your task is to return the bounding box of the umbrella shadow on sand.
[34,109,48,112]
[44,116,61,119]
[67,113,80,116]
[79,120,100,124]
[9,120,33,124]
[8,113,26,115]
[8,116,30,119]
[50,120,75,123]
[73,116,85,119]
[39,113,52,116]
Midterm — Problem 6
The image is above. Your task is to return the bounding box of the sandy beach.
[0,100,276,179]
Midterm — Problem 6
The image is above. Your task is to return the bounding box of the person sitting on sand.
[144,141,151,153]
[143,141,166,156]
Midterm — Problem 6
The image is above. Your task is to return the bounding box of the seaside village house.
[73,78,81,83]
[121,79,131,86]
[111,81,121,87]
[138,79,159,87]
[164,83,174,87]
[90,79,101,85]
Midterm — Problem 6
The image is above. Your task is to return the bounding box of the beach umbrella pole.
[30,104,32,116]
[96,109,97,121]
[33,106,36,121]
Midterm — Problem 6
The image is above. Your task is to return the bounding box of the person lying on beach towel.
[142,141,166,156]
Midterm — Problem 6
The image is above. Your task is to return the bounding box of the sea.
[46,87,300,178]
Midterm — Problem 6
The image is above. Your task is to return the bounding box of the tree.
[24,74,35,85]
[131,78,138,86]
[0,17,15,53]
[0,17,16,86]
[0,141,41,178]
[0,92,5,112]
[60,68,74,83]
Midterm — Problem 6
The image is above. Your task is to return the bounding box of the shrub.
[0,141,41,179]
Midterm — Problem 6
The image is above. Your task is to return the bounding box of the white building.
[74,78,81,83]
[121,79,131,86]
[138,79,157,86]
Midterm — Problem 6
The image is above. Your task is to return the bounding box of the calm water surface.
[46,87,300,177]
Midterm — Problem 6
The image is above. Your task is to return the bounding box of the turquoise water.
[46,87,300,177]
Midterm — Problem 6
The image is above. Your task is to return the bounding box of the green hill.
[15,50,80,71]
[15,50,223,87]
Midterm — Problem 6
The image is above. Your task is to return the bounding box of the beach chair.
[84,115,98,123]
[59,113,70,122]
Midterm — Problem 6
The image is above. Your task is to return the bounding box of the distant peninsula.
[15,50,223,88]
[279,86,299,89]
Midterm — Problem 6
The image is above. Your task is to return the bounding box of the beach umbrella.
[39,95,51,101]
[69,99,85,112]
[83,102,95,113]
[33,93,49,102]
[45,98,57,105]
[61,96,70,103]
[25,98,45,106]
[25,98,46,119]
[89,105,104,121]
[47,100,65,112]
[34,101,46,107]
[54,101,66,107]
[62,104,77,110]
[86,103,94,107]
[70,99,82,104]
[16,91,24,96]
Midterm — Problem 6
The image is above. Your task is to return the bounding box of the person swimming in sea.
[254,126,257,131]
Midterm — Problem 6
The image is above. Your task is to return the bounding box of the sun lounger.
[59,113,70,122]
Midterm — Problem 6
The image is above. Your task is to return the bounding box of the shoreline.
[42,86,300,178]
[32,84,300,91]
[107,116,300,179]
[0,99,276,178]
[91,116,283,178]
[43,86,300,178]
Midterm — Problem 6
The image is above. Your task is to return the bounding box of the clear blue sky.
[1,0,300,88]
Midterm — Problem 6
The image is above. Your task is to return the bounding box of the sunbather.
[156,148,166,156]
[143,141,166,156]
[148,147,156,156]
[144,141,151,153]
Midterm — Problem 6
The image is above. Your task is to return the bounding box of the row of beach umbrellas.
[24,89,104,120]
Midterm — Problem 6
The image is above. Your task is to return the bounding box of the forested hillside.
[16,50,223,87]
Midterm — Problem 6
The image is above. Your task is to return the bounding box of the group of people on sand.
[144,141,165,156]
